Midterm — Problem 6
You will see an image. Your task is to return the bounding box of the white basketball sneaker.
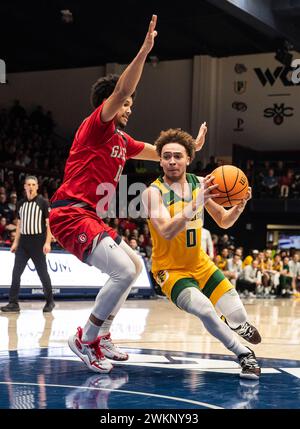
[238,347,261,380]
[68,327,113,373]
[99,333,129,361]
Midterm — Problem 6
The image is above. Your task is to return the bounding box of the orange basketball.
[210,165,249,207]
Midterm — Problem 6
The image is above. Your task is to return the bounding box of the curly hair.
[155,128,196,160]
[90,74,136,109]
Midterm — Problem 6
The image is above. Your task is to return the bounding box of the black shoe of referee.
[43,301,55,313]
[1,303,20,313]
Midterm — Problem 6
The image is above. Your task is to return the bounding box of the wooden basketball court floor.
[0,296,300,409]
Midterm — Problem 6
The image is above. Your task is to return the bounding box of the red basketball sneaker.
[100,333,129,361]
[68,327,113,373]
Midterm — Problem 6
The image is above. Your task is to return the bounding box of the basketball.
[210,165,249,207]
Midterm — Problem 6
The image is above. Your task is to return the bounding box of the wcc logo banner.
[254,66,300,87]
[219,52,300,150]
[253,64,297,127]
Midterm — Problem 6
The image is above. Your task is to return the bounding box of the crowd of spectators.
[0,100,67,198]
[2,188,300,299]
[242,160,300,199]
[1,101,300,299]
[198,157,300,200]
[202,230,300,299]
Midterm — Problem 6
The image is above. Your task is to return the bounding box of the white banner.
[0,249,151,289]
[218,51,300,152]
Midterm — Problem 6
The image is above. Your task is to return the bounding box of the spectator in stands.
[129,237,146,258]
[122,228,131,244]
[201,227,214,259]
[245,160,254,185]
[280,169,294,198]
[193,160,203,175]
[119,217,137,233]
[218,233,234,252]
[215,247,229,271]
[0,216,9,241]
[280,249,288,259]
[264,249,274,268]
[110,218,120,233]
[9,230,16,245]
[273,254,283,272]
[235,247,244,258]
[261,160,271,176]
[237,260,262,298]
[141,223,151,245]
[204,155,218,174]
[129,237,138,251]
[228,244,236,259]
[137,234,147,256]
[261,168,279,198]
[291,174,300,198]
[131,228,139,240]
[288,253,300,294]
[0,192,14,223]
[265,242,276,258]
[274,160,285,178]
[224,253,243,287]
[264,253,282,295]
[278,256,293,297]
[257,251,272,295]
[8,192,17,213]
[211,234,219,259]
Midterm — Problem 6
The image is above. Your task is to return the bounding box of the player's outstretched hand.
[141,15,158,55]
[195,122,208,152]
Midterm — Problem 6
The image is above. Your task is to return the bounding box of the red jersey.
[51,102,144,210]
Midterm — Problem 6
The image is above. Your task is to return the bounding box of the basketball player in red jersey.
[50,15,208,373]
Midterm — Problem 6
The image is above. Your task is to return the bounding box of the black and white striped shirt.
[17,195,49,235]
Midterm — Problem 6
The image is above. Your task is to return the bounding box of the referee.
[1,176,55,313]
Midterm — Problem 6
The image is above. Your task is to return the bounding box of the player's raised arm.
[131,142,160,161]
[101,15,158,123]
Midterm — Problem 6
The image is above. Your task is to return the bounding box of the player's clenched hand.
[140,15,158,55]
